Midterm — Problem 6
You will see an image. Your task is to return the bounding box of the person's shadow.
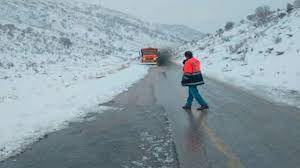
[183,111,210,167]
[185,111,207,151]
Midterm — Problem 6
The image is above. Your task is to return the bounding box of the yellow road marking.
[180,89,245,168]
[201,121,244,168]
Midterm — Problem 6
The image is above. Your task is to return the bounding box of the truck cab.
[140,48,159,64]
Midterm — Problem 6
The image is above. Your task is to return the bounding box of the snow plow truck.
[140,48,159,65]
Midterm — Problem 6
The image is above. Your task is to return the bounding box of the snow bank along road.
[1,64,300,168]
[0,63,149,161]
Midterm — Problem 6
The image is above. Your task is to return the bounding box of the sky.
[79,0,293,33]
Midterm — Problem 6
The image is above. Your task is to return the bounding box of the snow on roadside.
[0,63,148,161]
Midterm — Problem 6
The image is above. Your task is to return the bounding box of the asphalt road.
[1,64,300,168]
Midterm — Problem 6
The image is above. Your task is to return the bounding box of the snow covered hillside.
[0,0,183,65]
[154,24,205,41]
[0,0,184,161]
[176,7,300,107]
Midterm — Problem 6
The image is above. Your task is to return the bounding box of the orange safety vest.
[183,57,201,74]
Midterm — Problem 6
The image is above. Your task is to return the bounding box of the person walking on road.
[181,51,209,111]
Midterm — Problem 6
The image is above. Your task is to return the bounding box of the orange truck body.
[140,48,159,64]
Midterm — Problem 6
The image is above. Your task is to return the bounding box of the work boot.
[197,105,209,111]
[182,105,192,110]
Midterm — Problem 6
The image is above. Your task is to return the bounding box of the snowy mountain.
[0,0,185,75]
[175,7,300,107]
[154,24,205,41]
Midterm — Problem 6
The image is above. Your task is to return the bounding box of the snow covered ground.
[175,8,300,107]
[0,63,149,161]
[0,0,185,161]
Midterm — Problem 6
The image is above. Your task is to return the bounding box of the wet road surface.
[1,64,300,168]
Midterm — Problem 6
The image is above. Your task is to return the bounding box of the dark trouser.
[185,86,208,107]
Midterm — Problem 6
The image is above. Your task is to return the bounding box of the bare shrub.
[225,21,235,31]
[247,6,273,26]
[0,24,17,37]
[26,62,38,70]
[24,27,34,34]
[6,62,14,69]
[59,37,72,48]
[238,30,246,34]
[266,48,274,54]
[247,14,256,21]
[255,6,272,25]
[278,12,287,18]
[216,28,224,37]
[274,37,282,44]
[287,3,294,13]
[276,51,285,55]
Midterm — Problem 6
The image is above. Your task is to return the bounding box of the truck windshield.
[142,50,157,55]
